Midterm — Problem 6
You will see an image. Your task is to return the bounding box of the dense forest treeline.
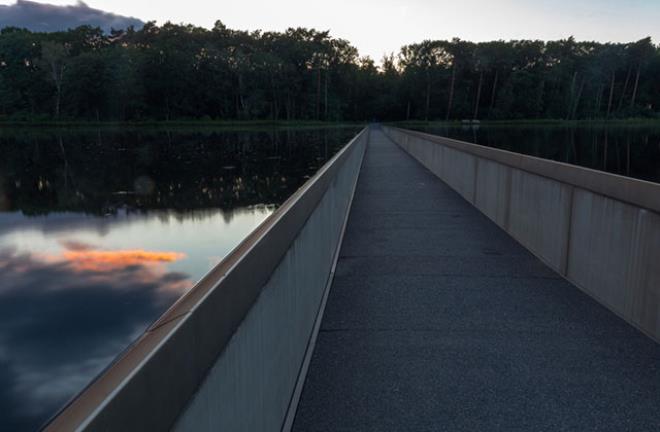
[0,21,659,122]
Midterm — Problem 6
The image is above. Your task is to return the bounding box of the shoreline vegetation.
[0,23,659,124]
[0,119,365,129]
[1,118,660,130]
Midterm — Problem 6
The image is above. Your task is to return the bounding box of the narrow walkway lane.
[293,128,660,431]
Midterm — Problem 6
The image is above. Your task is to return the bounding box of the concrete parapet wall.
[384,126,660,342]
[173,129,367,432]
[46,128,369,431]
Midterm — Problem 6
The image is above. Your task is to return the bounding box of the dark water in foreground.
[0,126,361,430]
[411,124,660,184]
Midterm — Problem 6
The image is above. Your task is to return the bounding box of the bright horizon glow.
[1,0,659,60]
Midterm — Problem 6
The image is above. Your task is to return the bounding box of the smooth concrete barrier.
[383,126,660,343]
[46,127,369,431]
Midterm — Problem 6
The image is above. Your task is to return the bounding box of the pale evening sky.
[2,0,659,59]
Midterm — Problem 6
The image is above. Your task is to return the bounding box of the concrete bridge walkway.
[292,129,660,431]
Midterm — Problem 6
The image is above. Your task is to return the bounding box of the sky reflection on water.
[0,126,359,430]
[0,207,273,430]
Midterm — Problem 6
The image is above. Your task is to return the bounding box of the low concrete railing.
[46,127,369,431]
[384,126,660,343]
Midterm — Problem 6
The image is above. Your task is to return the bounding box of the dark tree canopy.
[0,22,658,122]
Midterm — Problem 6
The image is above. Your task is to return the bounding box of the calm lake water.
[0,125,361,431]
[412,124,660,184]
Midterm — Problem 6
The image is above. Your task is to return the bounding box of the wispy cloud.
[61,248,186,272]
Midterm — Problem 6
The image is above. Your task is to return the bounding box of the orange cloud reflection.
[62,249,186,272]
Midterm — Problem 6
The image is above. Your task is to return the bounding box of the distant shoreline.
[1,118,659,129]
[0,120,366,130]
[393,118,660,127]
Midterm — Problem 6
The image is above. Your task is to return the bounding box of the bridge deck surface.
[292,129,660,431]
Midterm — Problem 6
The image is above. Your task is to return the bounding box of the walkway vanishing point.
[48,126,660,432]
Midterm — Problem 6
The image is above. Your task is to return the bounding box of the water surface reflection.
[0,126,360,430]
[412,124,660,183]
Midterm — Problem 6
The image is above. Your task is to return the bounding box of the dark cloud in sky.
[0,0,144,33]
